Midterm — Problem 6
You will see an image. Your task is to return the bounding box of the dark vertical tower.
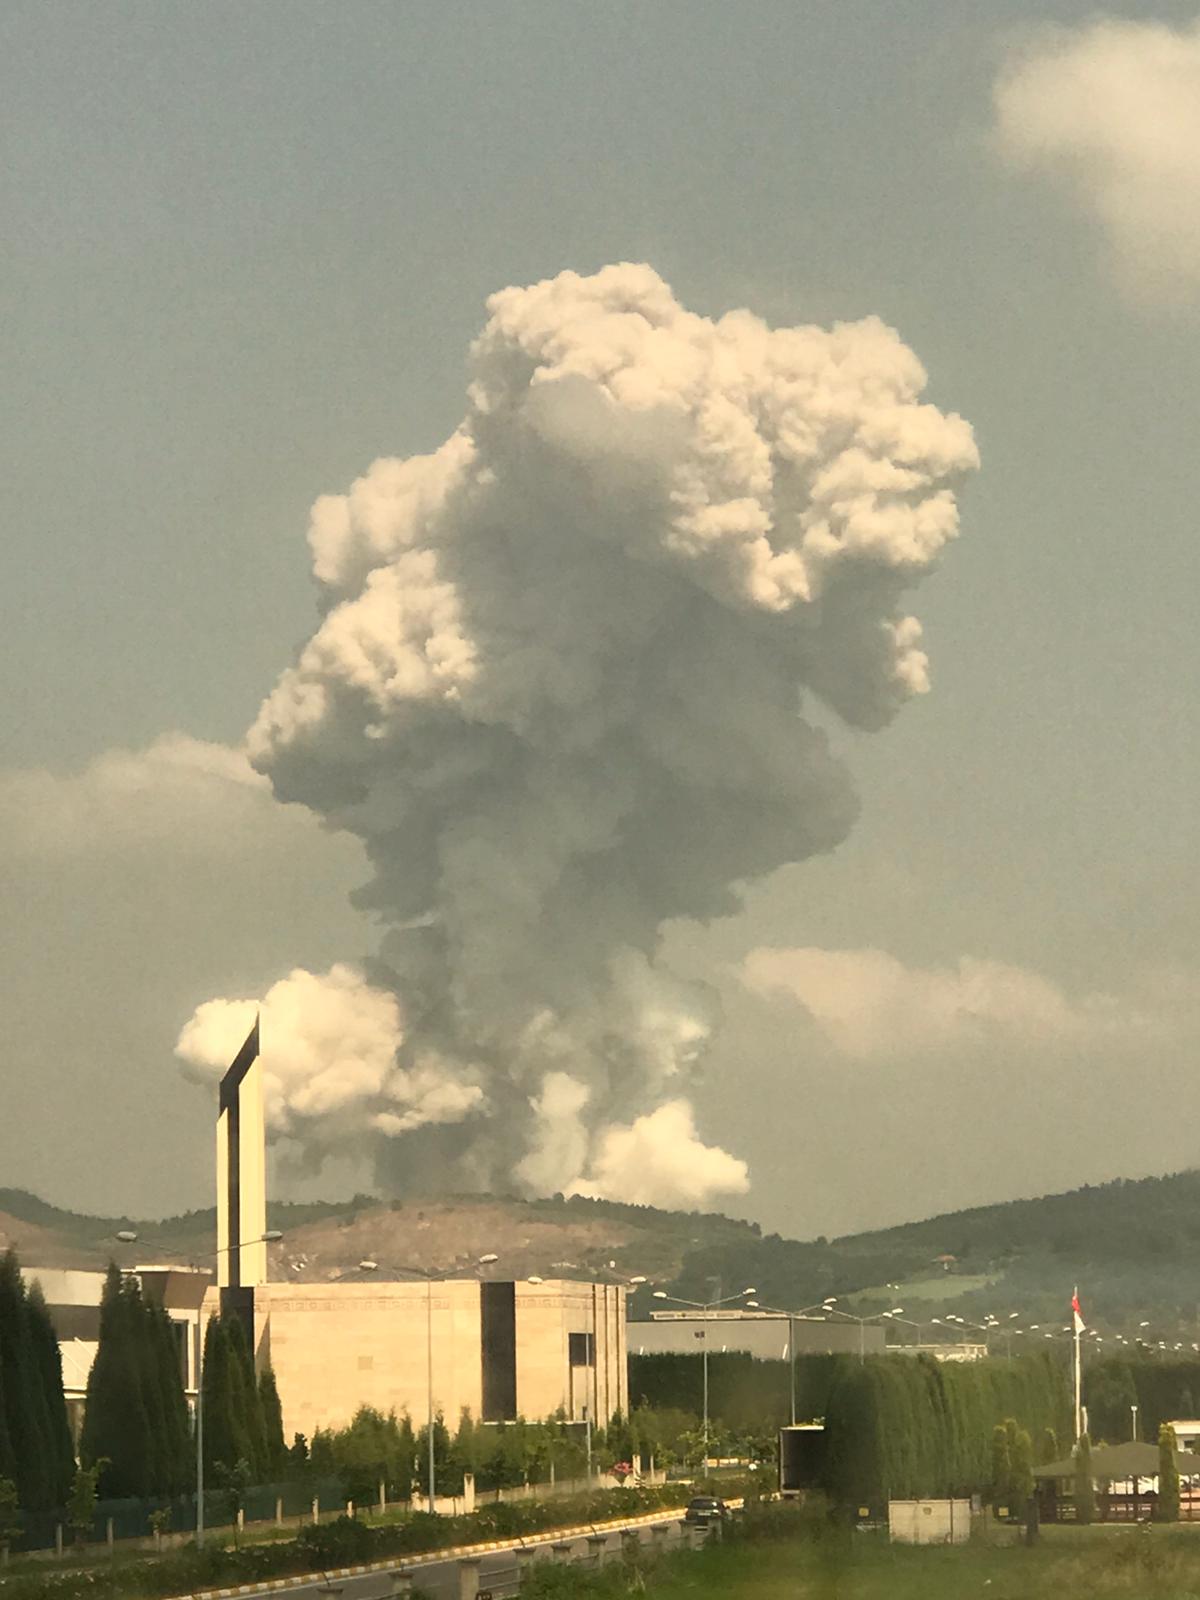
[216,1016,266,1336]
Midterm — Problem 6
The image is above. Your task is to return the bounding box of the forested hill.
[4,1170,1200,1335]
[672,1170,1200,1336]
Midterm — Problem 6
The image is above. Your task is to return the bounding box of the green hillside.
[4,1170,1200,1341]
[673,1171,1200,1341]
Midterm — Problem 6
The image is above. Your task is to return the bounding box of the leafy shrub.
[295,1514,374,1566]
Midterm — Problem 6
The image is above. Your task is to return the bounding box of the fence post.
[456,1555,481,1600]
[106,1517,114,1554]
[275,1496,283,1527]
[379,1479,386,1516]
[587,1533,607,1568]
[515,1544,542,1584]
[55,1523,64,1558]
[551,1539,574,1564]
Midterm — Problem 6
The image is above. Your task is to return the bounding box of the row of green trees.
[199,1311,286,1484]
[630,1350,845,1435]
[81,1265,192,1498]
[988,1417,1038,1510]
[42,1261,292,1504]
[1086,1354,1200,1443]
[0,1250,75,1511]
[300,1403,684,1506]
[819,1350,1070,1505]
[79,1264,292,1499]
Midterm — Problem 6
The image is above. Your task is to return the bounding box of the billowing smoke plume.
[177,263,977,1207]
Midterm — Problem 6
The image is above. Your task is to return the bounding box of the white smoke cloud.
[184,263,976,1206]
[568,1101,750,1210]
[994,18,1200,302]
[175,964,482,1157]
[743,945,1158,1061]
[514,1072,593,1195]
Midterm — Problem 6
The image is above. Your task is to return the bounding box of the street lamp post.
[880,1309,920,1348]
[822,1302,891,1364]
[651,1287,756,1460]
[357,1252,498,1514]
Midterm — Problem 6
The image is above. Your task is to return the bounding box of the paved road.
[228,1518,700,1600]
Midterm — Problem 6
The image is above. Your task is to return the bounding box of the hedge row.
[0,1481,738,1600]
[820,1351,1069,1505]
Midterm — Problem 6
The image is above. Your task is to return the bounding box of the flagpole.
[1081,1280,1088,1446]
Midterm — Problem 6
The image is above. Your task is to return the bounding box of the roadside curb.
[185,1502,740,1599]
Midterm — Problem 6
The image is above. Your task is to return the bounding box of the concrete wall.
[516,1280,627,1424]
[212,1277,628,1440]
[629,1314,884,1360]
[888,1498,972,1545]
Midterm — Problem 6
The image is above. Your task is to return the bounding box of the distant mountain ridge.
[4,1171,1199,1337]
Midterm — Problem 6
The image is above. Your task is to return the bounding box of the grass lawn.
[842,1272,999,1307]
[645,1529,1200,1599]
[525,1526,1200,1600]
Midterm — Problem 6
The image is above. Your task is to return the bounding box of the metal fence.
[13,1477,346,1554]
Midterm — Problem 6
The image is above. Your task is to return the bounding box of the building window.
[481,1281,517,1422]
[569,1331,595,1367]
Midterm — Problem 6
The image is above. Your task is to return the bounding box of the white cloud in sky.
[994,17,1200,302]
[742,945,1160,1061]
[0,734,290,858]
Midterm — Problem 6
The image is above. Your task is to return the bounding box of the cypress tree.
[81,1264,152,1497]
[1158,1424,1180,1522]
[989,1423,1011,1510]
[200,1312,252,1472]
[200,1316,241,1477]
[24,1281,74,1506]
[0,1250,51,1510]
[258,1369,286,1480]
[225,1315,267,1478]
[1009,1425,1034,1508]
[149,1303,191,1495]
[127,1279,168,1495]
[0,1356,14,1483]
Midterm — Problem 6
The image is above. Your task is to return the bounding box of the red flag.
[1072,1287,1085,1335]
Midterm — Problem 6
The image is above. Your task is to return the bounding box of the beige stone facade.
[203,1277,627,1441]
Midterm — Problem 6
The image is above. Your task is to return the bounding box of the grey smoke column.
[232,263,978,1204]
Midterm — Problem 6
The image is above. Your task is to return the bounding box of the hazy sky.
[4,1,1200,1237]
